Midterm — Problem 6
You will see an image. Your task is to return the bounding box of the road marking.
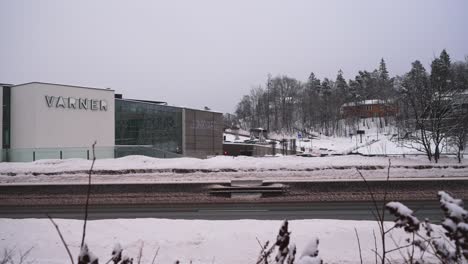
[198,209,269,212]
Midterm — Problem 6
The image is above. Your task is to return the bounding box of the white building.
[1,82,115,161]
[0,81,223,162]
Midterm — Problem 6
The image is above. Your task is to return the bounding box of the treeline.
[232,51,467,135]
[230,50,468,162]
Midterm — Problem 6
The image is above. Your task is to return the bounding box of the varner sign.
[45,95,108,111]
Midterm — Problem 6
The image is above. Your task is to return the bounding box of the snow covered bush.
[286,244,296,264]
[256,220,322,264]
[111,243,123,264]
[437,191,468,261]
[384,191,468,264]
[296,238,322,264]
[275,220,291,264]
[386,201,420,233]
[78,244,98,264]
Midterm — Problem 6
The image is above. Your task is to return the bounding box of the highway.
[0,200,444,222]
[1,178,464,222]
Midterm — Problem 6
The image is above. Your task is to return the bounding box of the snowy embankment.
[0,155,467,184]
[0,218,440,264]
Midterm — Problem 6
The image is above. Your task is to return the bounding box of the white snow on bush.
[443,202,467,220]
[438,191,464,206]
[438,191,467,222]
[300,238,320,258]
[386,202,414,217]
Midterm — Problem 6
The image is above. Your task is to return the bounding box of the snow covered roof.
[250,127,268,132]
[342,99,392,107]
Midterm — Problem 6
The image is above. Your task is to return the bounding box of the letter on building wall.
[68,97,77,109]
[45,96,55,107]
[79,98,88,109]
[100,100,108,111]
[91,100,98,110]
[56,96,66,108]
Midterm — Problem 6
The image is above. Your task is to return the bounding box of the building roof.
[125,98,167,105]
[116,98,223,114]
[11,82,115,92]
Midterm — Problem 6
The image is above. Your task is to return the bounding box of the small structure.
[231,125,241,141]
[341,99,398,119]
[250,127,268,143]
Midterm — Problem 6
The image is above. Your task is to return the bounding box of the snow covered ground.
[1,118,466,185]
[0,218,442,264]
[227,118,465,157]
[0,155,466,184]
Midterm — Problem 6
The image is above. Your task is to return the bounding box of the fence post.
[60,150,63,159]
[87,150,90,160]
[33,151,35,162]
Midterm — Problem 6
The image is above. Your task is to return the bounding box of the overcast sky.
[1,0,467,113]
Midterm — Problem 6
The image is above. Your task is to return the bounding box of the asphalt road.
[0,200,444,222]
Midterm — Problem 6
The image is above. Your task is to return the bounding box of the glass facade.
[115,99,183,154]
[2,86,11,149]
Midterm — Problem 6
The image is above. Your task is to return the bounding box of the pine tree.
[431,49,452,92]
[379,58,389,81]
[321,78,332,96]
[335,69,348,94]
[307,72,321,92]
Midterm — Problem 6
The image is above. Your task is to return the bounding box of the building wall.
[10,83,115,150]
[0,87,3,161]
[183,108,223,158]
[342,103,398,119]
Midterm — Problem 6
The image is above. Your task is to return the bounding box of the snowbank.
[0,218,441,264]
[0,155,466,184]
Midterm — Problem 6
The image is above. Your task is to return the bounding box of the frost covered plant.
[120,256,133,264]
[385,201,422,263]
[256,220,291,264]
[296,238,322,264]
[275,220,291,264]
[386,201,421,233]
[78,244,98,264]
[256,220,321,264]
[110,243,123,264]
[422,218,433,237]
[437,191,468,261]
[286,244,296,264]
[385,192,468,263]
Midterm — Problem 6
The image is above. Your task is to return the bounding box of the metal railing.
[0,145,184,162]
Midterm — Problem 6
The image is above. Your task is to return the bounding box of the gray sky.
[1,0,467,113]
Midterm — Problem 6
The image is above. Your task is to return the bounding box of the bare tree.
[399,52,464,163]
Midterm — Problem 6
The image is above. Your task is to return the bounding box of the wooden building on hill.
[340,99,398,119]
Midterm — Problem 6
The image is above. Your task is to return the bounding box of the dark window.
[115,99,183,153]
[2,86,11,149]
